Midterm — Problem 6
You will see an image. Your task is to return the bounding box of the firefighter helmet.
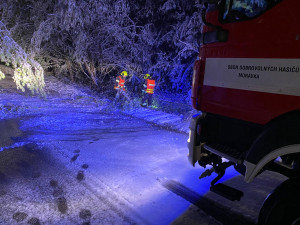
[121,71,128,77]
[144,74,151,79]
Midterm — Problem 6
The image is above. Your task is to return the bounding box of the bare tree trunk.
[66,60,74,82]
[84,62,97,86]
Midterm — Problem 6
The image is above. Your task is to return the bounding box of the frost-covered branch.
[0,21,45,95]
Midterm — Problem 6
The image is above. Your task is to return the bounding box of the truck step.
[204,143,244,164]
[210,183,243,201]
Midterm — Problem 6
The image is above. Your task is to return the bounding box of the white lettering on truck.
[204,58,300,96]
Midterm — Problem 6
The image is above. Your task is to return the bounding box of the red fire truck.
[188,0,300,224]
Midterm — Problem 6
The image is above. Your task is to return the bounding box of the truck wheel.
[258,177,300,225]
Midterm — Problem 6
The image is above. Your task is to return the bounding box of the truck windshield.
[222,0,281,22]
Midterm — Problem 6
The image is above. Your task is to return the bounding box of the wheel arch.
[244,110,300,182]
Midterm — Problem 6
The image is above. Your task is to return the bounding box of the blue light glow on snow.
[0,91,239,224]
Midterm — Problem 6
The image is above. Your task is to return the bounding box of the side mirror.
[201,29,228,45]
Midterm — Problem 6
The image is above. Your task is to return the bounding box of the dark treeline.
[0,0,202,94]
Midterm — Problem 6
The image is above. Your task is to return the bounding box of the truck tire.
[258,177,300,225]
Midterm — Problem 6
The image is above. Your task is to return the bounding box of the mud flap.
[187,113,204,166]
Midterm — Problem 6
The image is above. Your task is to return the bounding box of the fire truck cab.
[188,0,300,224]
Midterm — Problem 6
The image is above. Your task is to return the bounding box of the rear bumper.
[187,113,205,166]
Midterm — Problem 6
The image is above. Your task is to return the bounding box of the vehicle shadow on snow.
[162,179,255,225]
[165,170,287,225]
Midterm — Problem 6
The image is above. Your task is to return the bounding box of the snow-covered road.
[0,92,223,225]
[0,76,287,225]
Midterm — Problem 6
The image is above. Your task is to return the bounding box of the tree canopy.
[0,0,202,94]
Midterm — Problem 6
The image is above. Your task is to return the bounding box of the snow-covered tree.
[0,0,202,94]
[28,0,156,86]
[0,21,45,95]
[138,0,202,93]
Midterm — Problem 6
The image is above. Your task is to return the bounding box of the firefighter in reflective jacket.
[114,71,128,100]
[141,74,155,107]
[114,71,127,91]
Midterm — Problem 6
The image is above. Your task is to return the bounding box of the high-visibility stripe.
[118,76,125,87]
[146,79,155,94]
[115,75,125,90]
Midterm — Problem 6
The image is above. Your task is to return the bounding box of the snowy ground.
[0,75,220,225]
[0,75,287,225]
